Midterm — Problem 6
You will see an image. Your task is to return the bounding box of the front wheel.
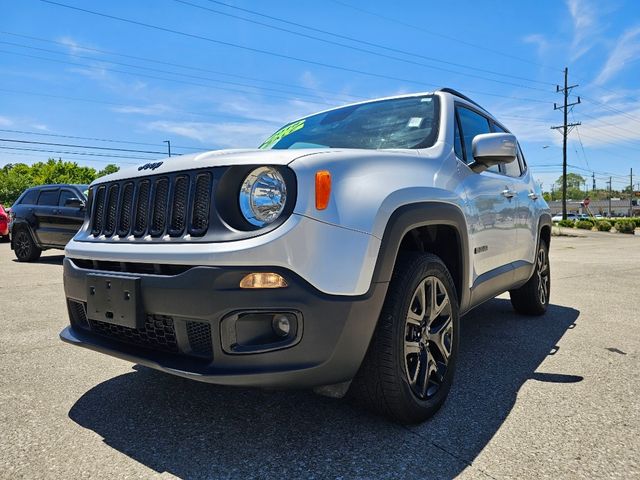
[509,241,550,315]
[350,252,459,424]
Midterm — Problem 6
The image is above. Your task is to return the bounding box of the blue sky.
[2,0,640,192]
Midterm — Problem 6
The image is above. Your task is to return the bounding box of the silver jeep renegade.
[61,88,551,423]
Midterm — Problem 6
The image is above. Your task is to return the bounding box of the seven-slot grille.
[90,171,213,238]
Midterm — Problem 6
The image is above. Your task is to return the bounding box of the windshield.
[259,95,440,150]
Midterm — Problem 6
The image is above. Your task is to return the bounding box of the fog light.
[272,314,291,337]
[239,272,288,289]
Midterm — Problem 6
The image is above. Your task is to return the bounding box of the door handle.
[501,189,516,198]
[528,191,539,200]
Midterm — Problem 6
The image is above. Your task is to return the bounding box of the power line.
[0,88,280,124]
[37,0,553,105]
[0,49,339,107]
[0,149,134,166]
[176,0,555,92]
[0,40,361,105]
[0,128,211,151]
[329,0,563,72]
[0,146,147,162]
[0,31,368,100]
[0,138,166,155]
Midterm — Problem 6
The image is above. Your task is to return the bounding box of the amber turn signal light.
[315,170,331,210]
[239,272,288,289]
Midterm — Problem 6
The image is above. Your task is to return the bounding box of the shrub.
[596,220,612,232]
[558,219,575,228]
[614,220,636,234]
[576,220,593,230]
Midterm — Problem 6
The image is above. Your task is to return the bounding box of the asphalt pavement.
[0,233,638,479]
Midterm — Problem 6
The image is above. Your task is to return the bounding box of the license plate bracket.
[86,274,143,329]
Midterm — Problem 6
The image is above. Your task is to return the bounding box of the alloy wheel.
[15,231,32,259]
[404,276,453,399]
[536,247,550,305]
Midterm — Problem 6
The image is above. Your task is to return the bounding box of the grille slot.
[169,175,189,236]
[190,173,212,236]
[117,182,134,236]
[91,186,106,235]
[104,184,119,237]
[150,177,169,236]
[133,180,151,236]
[186,321,213,358]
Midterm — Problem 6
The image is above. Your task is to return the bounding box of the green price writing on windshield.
[259,119,305,149]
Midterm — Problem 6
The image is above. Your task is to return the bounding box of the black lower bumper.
[61,258,387,388]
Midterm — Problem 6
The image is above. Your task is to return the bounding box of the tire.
[12,227,42,262]
[0,235,9,243]
[350,252,460,424]
[509,241,550,316]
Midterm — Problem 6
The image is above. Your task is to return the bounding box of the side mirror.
[469,133,517,173]
[65,197,85,209]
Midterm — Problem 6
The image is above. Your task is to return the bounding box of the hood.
[90,147,420,185]
[91,148,328,185]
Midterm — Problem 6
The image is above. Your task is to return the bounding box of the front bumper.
[61,258,387,388]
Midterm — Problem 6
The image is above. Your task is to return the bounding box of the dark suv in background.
[10,184,88,262]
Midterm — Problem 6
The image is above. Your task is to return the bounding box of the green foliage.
[0,159,119,206]
[558,219,575,228]
[614,220,636,234]
[575,220,593,230]
[98,164,120,177]
[596,220,612,232]
[555,173,585,191]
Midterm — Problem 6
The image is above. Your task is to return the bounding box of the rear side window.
[37,190,59,206]
[58,189,77,207]
[453,115,464,160]
[456,106,499,173]
[20,190,39,205]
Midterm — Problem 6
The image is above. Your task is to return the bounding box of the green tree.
[0,158,111,206]
[555,173,586,190]
[98,164,120,177]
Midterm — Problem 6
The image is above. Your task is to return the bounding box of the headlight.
[239,167,287,227]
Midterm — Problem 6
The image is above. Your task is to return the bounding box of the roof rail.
[437,88,489,113]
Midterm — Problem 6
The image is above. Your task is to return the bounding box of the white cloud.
[30,123,49,131]
[110,104,172,116]
[0,116,13,127]
[522,34,550,57]
[573,106,640,147]
[146,120,276,149]
[595,26,640,85]
[566,0,600,59]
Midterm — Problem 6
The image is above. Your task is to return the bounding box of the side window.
[456,106,499,173]
[37,190,59,206]
[21,190,39,205]
[58,190,76,207]
[453,113,464,160]
[492,123,521,178]
[517,143,527,173]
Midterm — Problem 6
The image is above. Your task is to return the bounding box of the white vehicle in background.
[552,213,578,222]
[60,88,551,423]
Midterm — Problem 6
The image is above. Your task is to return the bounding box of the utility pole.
[551,185,555,202]
[551,67,581,220]
[630,168,634,217]
[592,172,596,194]
[607,177,612,217]
[163,140,172,157]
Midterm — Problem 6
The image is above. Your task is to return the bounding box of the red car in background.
[0,204,9,242]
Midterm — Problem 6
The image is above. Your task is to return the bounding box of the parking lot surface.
[0,234,638,479]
